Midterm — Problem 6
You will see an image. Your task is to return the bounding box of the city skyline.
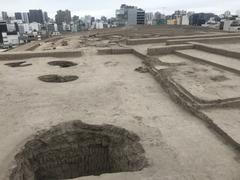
[0,0,240,18]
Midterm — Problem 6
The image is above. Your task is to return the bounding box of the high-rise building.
[0,21,7,43]
[84,15,92,29]
[174,10,187,17]
[116,4,145,26]
[7,23,19,32]
[154,12,166,20]
[18,23,30,34]
[137,9,145,25]
[116,4,132,26]
[145,12,154,25]
[72,15,79,23]
[1,12,8,21]
[47,23,56,33]
[15,12,22,20]
[236,10,240,17]
[224,11,231,18]
[127,8,137,25]
[55,10,71,31]
[22,12,29,23]
[91,17,95,25]
[43,11,49,23]
[29,9,44,24]
[101,16,107,22]
[55,10,71,25]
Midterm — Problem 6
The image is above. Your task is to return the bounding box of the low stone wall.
[175,50,240,75]
[126,33,240,45]
[166,36,240,45]
[192,42,240,59]
[98,48,133,55]
[147,44,194,55]
[0,50,82,61]
[127,37,171,45]
[132,49,149,61]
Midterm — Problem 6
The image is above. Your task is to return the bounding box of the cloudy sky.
[1,0,240,18]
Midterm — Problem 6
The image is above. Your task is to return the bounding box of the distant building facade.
[0,21,20,46]
[189,13,220,26]
[15,12,22,20]
[137,9,145,25]
[29,10,44,24]
[0,21,7,43]
[145,12,154,25]
[116,4,145,26]
[84,15,92,29]
[223,16,240,32]
[22,12,29,23]
[55,10,71,25]
[202,17,220,29]
[43,12,49,23]
[55,10,71,31]
[1,12,8,21]
[18,23,30,34]
[29,22,41,32]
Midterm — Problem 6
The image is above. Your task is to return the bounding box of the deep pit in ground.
[48,61,77,68]
[38,74,79,83]
[4,61,32,67]
[10,120,147,180]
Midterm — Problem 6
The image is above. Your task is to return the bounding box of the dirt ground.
[0,25,239,180]
[0,52,239,180]
[205,43,240,52]
[171,61,240,102]
[8,25,224,53]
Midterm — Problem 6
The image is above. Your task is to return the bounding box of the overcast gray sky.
[1,0,240,18]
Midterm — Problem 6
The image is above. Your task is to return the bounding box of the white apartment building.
[223,19,240,32]
[181,15,189,25]
[18,23,30,34]
[2,32,20,46]
[145,12,154,25]
[29,22,41,32]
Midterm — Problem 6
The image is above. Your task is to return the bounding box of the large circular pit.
[38,74,79,83]
[10,121,147,180]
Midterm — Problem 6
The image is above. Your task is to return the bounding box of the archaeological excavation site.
[0,25,240,180]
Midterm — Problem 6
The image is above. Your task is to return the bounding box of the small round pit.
[5,61,32,67]
[48,61,77,68]
[38,74,78,83]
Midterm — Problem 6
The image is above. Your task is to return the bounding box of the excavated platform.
[201,108,240,147]
[175,49,240,74]
[170,62,240,102]
[156,54,188,65]
[201,43,240,52]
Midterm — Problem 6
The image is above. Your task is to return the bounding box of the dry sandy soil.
[8,25,223,53]
[0,25,239,180]
[0,52,239,180]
